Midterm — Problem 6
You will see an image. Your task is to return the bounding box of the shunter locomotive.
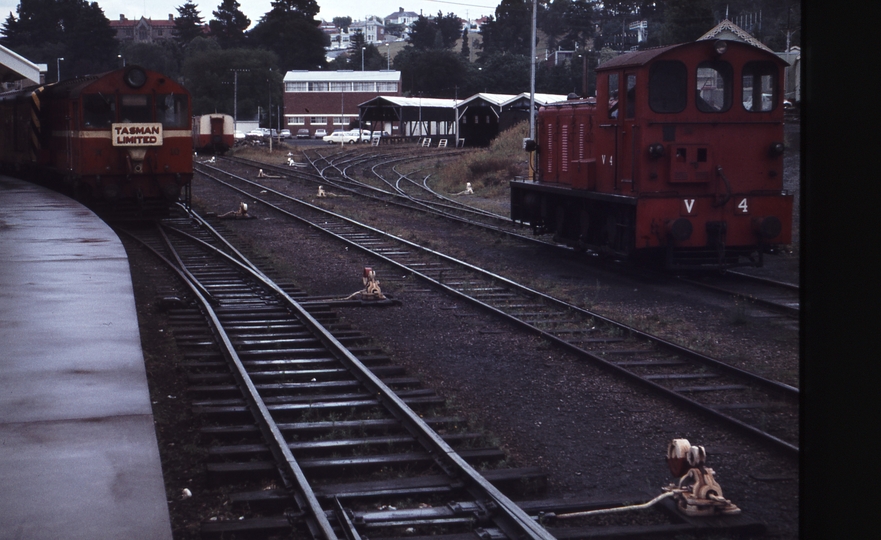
[511,40,793,269]
[0,65,192,215]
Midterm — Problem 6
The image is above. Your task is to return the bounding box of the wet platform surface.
[0,176,172,539]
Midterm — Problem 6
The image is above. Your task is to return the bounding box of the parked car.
[323,130,359,144]
[356,129,372,143]
[296,129,310,139]
[234,131,246,141]
[314,128,327,139]
[279,129,292,139]
[246,129,264,140]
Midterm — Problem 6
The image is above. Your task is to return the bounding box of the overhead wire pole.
[229,69,250,132]
[529,0,537,180]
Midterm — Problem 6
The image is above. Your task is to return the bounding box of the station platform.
[0,176,172,539]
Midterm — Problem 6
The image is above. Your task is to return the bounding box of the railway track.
[193,163,799,458]
[676,271,799,319]
[221,150,551,246]
[216,153,800,320]
[119,209,766,539]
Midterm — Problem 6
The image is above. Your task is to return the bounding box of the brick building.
[283,70,402,137]
[109,15,179,45]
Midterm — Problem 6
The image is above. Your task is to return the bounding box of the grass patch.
[431,122,530,198]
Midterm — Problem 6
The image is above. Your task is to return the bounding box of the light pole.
[229,69,250,129]
[386,43,390,70]
[529,0,537,180]
[361,47,366,71]
[56,57,63,82]
[117,54,125,67]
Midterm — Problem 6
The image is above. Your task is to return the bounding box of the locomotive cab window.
[695,61,732,112]
[83,94,116,127]
[625,74,636,119]
[742,61,778,112]
[120,94,153,123]
[608,73,619,119]
[157,93,188,127]
[649,61,687,113]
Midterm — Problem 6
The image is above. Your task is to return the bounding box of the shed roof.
[500,92,571,107]
[360,95,458,109]
[284,70,401,83]
[697,19,773,52]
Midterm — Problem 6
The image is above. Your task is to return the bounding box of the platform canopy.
[0,44,43,85]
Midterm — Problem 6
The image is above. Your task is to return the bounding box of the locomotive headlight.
[123,66,148,89]
[768,142,785,157]
[647,143,665,159]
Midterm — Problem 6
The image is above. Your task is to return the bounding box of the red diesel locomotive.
[511,40,792,269]
[0,65,192,215]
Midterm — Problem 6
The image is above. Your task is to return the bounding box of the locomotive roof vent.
[123,66,148,89]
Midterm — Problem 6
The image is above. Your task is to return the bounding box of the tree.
[658,0,714,44]
[479,0,533,57]
[1,0,118,80]
[393,47,469,97]
[408,12,462,50]
[248,0,328,71]
[474,51,531,94]
[209,0,250,49]
[332,16,351,31]
[120,41,181,79]
[385,22,406,38]
[407,15,437,50]
[181,47,279,118]
[174,2,205,46]
[266,0,320,20]
[350,29,365,54]
[436,13,463,48]
[461,27,470,59]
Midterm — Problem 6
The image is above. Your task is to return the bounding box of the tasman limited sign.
[112,123,163,146]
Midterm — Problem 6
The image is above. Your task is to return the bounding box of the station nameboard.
[111,123,163,146]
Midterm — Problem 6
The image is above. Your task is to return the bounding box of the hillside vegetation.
[433,121,531,198]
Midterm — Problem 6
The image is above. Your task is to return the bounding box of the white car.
[234,131,246,141]
[323,130,359,144]
[313,128,327,139]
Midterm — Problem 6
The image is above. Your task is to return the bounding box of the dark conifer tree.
[173,2,205,46]
[1,0,118,79]
[209,0,250,49]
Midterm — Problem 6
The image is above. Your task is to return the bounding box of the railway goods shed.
[0,176,172,539]
[359,95,459,143]
[359,92,569,147]
[457,92,569,146]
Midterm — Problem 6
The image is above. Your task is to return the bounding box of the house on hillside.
[349,17,388,44]
[109,15,181,45]
[384,8,420,28]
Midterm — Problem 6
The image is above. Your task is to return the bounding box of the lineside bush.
[433,121,530,197]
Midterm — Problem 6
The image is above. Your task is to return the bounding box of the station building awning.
[1,44,43,85]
